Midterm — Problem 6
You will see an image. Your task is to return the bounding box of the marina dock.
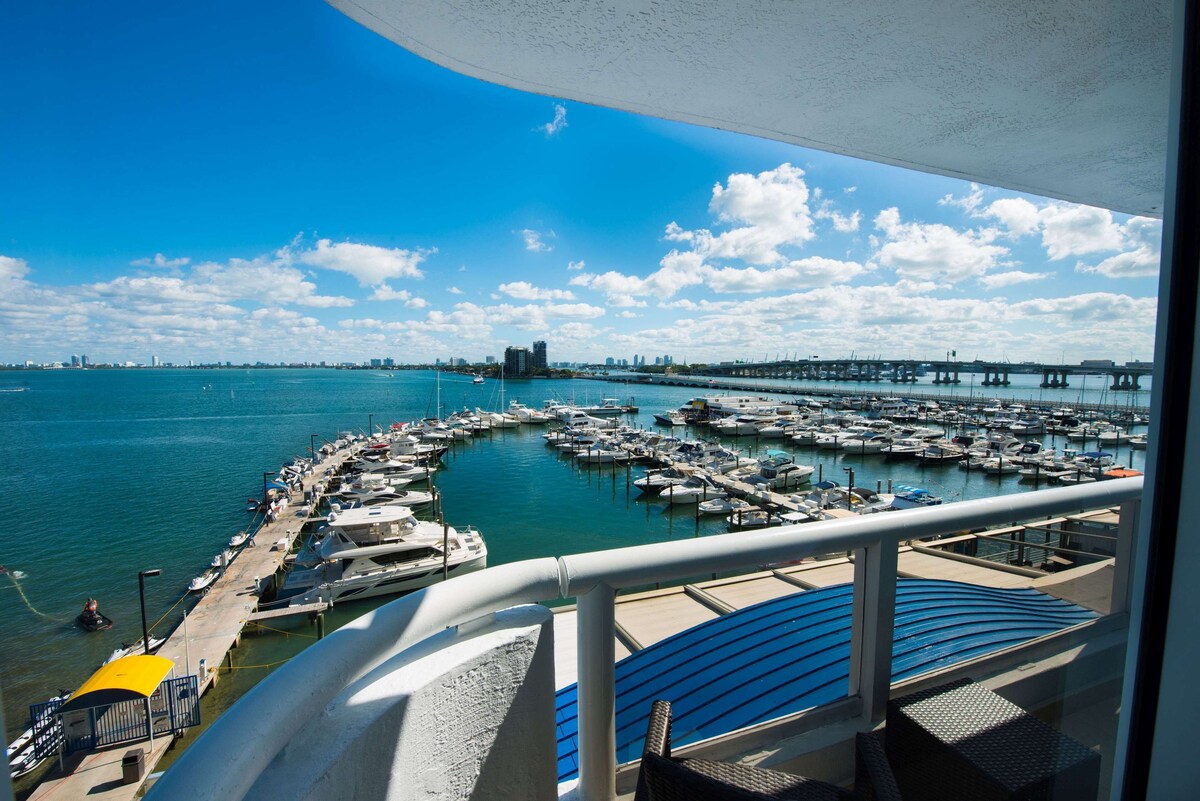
[28,447,362,801]
[20,392,1137,799]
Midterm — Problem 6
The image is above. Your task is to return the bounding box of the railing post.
[849,538,898,725]
[577,583,617,801]
[1112,498,1141,615]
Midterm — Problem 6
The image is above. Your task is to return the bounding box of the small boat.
[189,570,219,593]
[211,548,235,568]
[697,497,744,516]
[246,497,262,512]
[653,410,686,427]
[104,636,166,665]
[8,693,69,779]
[473,374,485,384]
[890,485,943,509]
[662,474,728,504]
[76,598,113,632]
[229,530,250,548]
[727,507,782,530]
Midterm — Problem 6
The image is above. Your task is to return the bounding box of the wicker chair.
[634,700,902,801]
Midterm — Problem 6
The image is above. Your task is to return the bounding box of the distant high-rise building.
[605,357,615,366]
[70,354,80,367]
[633,354,640,368]
[370,358,383,367]
[151,355,160,367]
[505,346,531,377]
[532,340,547,371]
[81,354,90,367]
[485,355,495,365]
[383,357,394,367]
[664,355,673,366]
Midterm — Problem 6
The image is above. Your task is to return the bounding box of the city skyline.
[0,2,1163,367]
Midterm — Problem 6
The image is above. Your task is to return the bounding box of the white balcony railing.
[149,477,1142,801]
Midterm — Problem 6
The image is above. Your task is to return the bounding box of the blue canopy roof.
[554,578,1096,781]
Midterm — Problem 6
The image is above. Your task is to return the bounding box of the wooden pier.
[28,446,363,801]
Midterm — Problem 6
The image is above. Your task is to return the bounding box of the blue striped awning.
[554,578,1097,781]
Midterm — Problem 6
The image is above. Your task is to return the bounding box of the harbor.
[3,369,1150,798]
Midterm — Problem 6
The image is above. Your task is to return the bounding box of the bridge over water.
[694,359,1151,391]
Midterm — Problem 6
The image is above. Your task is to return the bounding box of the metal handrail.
[147,478,1141,801]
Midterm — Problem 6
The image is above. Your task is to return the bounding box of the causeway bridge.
[693,359,1151,391]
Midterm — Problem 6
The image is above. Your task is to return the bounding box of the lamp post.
[310,433,318,463]
[263,472,272,500]
[138,569,162,654]
[369,413,374,437]
[842,466,855,511]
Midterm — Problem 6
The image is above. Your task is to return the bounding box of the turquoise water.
[0,368,1149,753]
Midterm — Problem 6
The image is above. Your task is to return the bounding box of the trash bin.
[122,748,145,784]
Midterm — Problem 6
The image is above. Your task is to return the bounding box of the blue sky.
[0,1,1161,366]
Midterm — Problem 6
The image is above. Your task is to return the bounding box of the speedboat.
[509,401,551,423]
[662,474,727,504]
[889,485,943,510]
[188,570,219,593]
[697,497,744,516]
[229,530,250,548]
[633,467,690,493]
[330,488,435,510]
[473,374,485,384]
[104,636,166,665]
[7,693,70,779]
[653,410,686,427]
[733,454,815,491]
[575,448,629,464]
[211,548,235,568]
[917,443,966,464]
[280,520,487,606]
[727,507,782,530]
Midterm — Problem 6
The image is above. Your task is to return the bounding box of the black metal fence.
[30,675,200,759]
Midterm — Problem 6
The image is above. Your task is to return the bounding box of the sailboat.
[477,366,519,428]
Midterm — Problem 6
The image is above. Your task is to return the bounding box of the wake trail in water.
[2,570,63,622]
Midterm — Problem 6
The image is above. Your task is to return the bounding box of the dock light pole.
[138,569,162,654]
[843,466,854,510]
[310,433,318,463]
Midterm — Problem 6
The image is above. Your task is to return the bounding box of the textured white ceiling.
[329,0,1171,216]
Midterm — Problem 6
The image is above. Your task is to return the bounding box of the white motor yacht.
[653,410,686,427]
[575,448,629,464]
[662,474,727,504]
[280,523,487,606]
[633,467,690,493]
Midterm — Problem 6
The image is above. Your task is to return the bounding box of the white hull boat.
[189,570,219,593]
[281,524,487,606]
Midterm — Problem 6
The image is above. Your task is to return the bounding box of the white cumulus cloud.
[497,281,576,301]
[518,229,554,253]
[539,104,568,136]
[870,207,1008,284]
[131,253,191,269]
[297,239,429,285]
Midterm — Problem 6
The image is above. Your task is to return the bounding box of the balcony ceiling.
[329,0,1171,216]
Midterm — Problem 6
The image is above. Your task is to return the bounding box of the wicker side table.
[886,678,1100,801]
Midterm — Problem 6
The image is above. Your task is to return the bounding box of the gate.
[28,698,65,762]
[30,675,200,758]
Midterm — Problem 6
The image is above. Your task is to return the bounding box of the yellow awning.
[59,654,174,713]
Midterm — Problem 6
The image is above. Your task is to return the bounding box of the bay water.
[0,368,1148,756]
